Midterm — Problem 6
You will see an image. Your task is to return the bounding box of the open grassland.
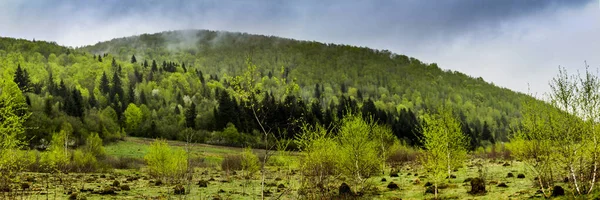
[1,137,581,199]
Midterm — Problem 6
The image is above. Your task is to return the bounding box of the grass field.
[3,137,580,199]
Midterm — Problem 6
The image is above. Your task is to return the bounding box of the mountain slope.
[81,30,531,140]
[0,30,542,148]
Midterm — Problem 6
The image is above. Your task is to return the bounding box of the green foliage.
[144,139,188,182]
[0,79,28,151]
[124,103,142,134]
[41,128,71,172]
[296,114,391,192]
[337,114,381,187]
[240,147,260,177]
[510,66,600,196]
[420,105,468,198]
[296,125,339,189]
[84,132,105,157]
[71,149,98,172]
[0,30,555,149]
[212,123,257,146]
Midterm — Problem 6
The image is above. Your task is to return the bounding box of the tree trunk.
[434,182,438,199]
[570,164,581,195]
[589,128,598,194]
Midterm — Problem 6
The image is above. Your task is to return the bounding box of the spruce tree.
[100,71,110,94]
[14,64,30,92]
[151,60,158,72]
[185,103,197,129]
[110,71,124,104]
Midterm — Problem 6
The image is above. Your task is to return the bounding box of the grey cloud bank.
[0,0,598,96]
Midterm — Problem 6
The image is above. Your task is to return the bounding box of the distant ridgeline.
[0,30,540,149]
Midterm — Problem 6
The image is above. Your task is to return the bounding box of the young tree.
[420,105,468,199]
[144,139,188,183]
[509,89,556,197]
[84,132,105,157]
[124,103,142,134]
[0,79,30,188]
[336,114,382,190]
[575,64,600,194]
[295,124,339,196]
[370,122,396,175]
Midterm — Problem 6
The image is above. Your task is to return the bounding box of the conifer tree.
[13,64,30,92]
[185,103,197,129]
[100,72,110,94]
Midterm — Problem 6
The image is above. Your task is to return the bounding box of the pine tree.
[198,70,205,85]
[58,80,67,98]
[185,103,197,129]
[314,83,321,99]
[143,60,148,68]
[481,121,494,144]
[131,55,137,63]
[110,71,124,104]
[89,92,98,108]
[151,60,158,72]
[139,91,147,105]
[111,57,117,70]
[44,97,53,116]
[128,85,135,105]
[48,71,57,95]
[98,55,103,62]
[14,64,30,92]
[100,71,110,94]
[150,121,158,138]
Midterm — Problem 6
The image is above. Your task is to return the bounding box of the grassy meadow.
[0,137,580,200]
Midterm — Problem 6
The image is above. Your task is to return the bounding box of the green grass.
[10,137,586,199]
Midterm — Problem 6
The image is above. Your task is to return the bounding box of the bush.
[337,115,381,187]
[474,143,511,160]
[70,149,98,172]
[296,125,339,191]
[241,148,260,177]
[40,130,70,172]
[221,155,243,172]
[387,142,419,167]
[102,156,144,169]
[84,132,105,158]
[144,139,188,182]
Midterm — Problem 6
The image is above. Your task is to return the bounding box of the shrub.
[101,156,144,169]
[337,115,381,187]
[84,132,105,158]
[70,149,98,173]
[474,143,511,160]
[221,155,243,172]
[241,148,260,177]
[296,125,339,192]
[144,139,188,182]
[41,130,71,172]
[387,142,419,167]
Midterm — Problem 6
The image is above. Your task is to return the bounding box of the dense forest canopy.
[1,30,545,149]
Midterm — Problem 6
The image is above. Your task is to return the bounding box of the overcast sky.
[1,0,598,96]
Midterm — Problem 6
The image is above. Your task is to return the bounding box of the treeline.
[82,30,530,142]
[0,32,523,149]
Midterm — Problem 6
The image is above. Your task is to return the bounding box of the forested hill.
[1,30,538,149]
